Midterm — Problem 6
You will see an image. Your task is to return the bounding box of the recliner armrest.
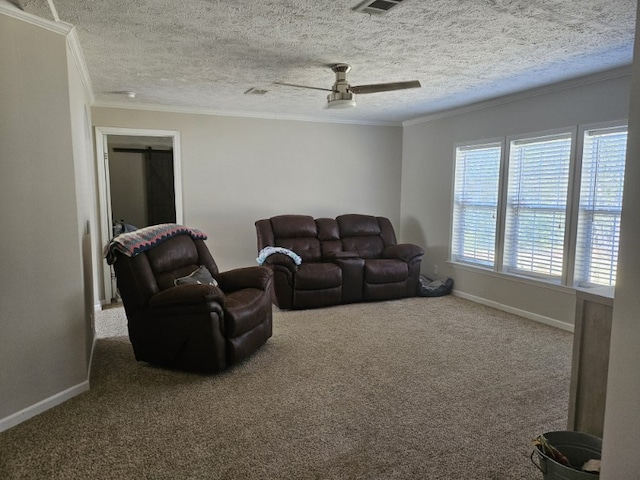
[216,266,273,293]
[149,284,226,308]
[383,244,424,262]
[261,253,299,274]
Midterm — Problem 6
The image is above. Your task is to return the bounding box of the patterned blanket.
[105,223,207,264]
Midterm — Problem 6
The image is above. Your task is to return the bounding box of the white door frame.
[95,126,184,304]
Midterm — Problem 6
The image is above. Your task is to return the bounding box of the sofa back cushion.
[337,214,389,259]
[270,215,321,262]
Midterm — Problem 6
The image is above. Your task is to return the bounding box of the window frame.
[571,121,628,288]
[500,128,578,284]
[450,138,505,269]
[449,121,628,291]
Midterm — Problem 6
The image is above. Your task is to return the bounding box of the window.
[450,123,628,289]
[451,142,502,267]
[503,133,573,280]
[574,126,627,286]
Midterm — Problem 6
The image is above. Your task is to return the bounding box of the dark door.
[145,148,176,225]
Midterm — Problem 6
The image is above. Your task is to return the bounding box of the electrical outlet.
[433,264,439,275]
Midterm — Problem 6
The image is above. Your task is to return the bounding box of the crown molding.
[0,1,72,35]
[91,100,402,127]
[403,65,633,127]
[0,3,95,103]
[67,26,95,104]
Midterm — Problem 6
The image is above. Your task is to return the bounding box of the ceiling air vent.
[353,0,408,15]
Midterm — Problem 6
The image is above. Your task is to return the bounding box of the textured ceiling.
[15,0,638,124]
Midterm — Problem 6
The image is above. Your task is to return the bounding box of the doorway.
[95,127,183,304]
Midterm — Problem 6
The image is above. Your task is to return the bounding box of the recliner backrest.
[256,214,401,262]
[146,235,218,290]
[337,214,397,259]
[114,234,220,306]
[267,215,322,262]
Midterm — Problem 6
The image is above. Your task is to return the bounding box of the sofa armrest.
[262,253,299,272]
[149,284,226,308]
[383,244,424,262]
[216,266,273,293]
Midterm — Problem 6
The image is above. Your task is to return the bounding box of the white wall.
[600,5,640,477]
[91,108,403,277]
[66,38,100,365]
[401,73,631,327]
[0,12,92,427]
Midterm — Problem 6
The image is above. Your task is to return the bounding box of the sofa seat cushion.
[224,288,271,337]
[364,259,408,284]
[295,263,342,290]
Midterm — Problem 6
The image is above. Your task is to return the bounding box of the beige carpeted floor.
[0,296,572,479]
[95,302,128,338]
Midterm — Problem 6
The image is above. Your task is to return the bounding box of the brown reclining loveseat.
[255,214,424,310]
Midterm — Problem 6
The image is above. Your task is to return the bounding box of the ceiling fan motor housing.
[328,64,356,107]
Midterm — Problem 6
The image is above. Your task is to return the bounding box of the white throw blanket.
[256,246,302,265]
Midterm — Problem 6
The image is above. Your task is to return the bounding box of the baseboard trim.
[0,381,90,433]
[452,290,574,333]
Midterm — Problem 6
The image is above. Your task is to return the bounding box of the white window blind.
[575,126,627,286]
[451,143,501,267]
[504,133,572,279]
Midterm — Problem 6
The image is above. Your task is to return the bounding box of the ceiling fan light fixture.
[327,91,356,109]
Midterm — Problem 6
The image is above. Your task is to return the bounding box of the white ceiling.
[14,0,638,124]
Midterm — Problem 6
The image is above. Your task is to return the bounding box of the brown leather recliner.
[255,214,424,310]
[111,232,273,373]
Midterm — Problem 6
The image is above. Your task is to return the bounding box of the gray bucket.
[531,431,601,479]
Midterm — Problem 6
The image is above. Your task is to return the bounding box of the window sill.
[447,261,611,297]
[575,285,614,304]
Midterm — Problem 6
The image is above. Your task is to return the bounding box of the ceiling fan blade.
[273,82,332,92]
[351,80,421,94]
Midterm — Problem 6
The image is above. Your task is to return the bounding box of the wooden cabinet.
[567,288,613,438]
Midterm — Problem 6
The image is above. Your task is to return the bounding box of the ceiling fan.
[275,64,421,109]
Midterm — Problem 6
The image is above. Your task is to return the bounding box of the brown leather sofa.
[255,214,424,310]
[111,232,273,373]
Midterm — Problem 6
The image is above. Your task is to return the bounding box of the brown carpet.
[0,296,572,479]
